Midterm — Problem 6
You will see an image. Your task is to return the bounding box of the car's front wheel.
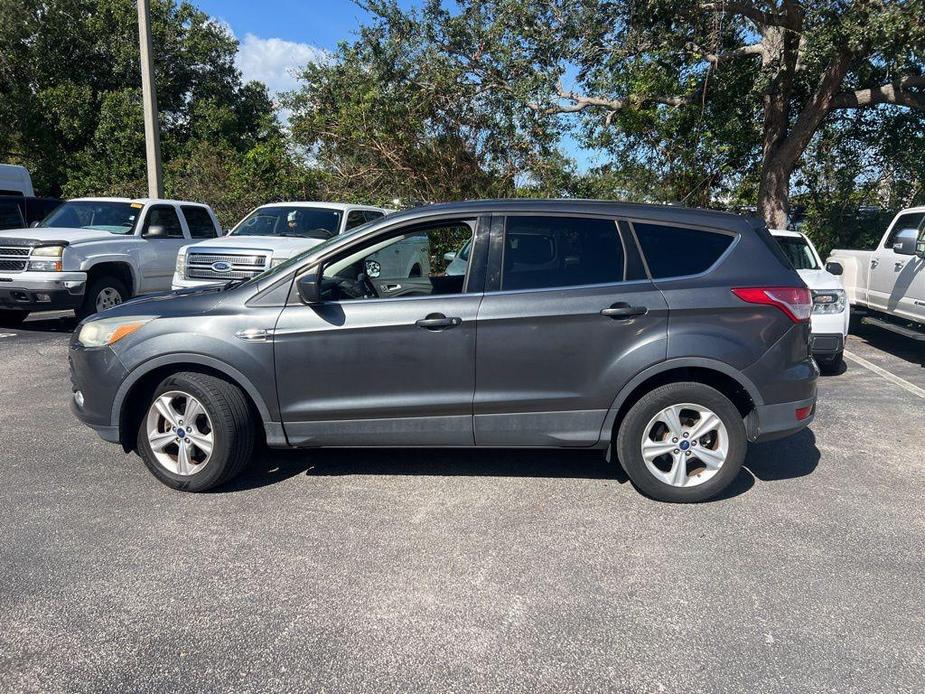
[616,382,747,503]
[136,372,255,491]
[77,275,129,319]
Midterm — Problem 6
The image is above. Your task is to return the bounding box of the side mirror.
[145,224,167,238]
[296,268,322,304]
[893,236,917,256]
[443,251,456,263]
[825,261,843,276]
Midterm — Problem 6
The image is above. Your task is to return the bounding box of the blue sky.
[191,0,597,169]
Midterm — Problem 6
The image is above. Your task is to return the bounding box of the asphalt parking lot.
[1,312,923,693]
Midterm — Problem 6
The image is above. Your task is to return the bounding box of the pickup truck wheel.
[818,351,844,375]
[137,372,255,492]
[616,382,747,503]
[0,310,28,326]
[77,276,128,319]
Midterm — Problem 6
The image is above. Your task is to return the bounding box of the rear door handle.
[601,303,648,319]
[415,313,462,330]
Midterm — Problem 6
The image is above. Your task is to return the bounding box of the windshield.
[775,235,819,270]
[38,201,140,234]
[231,206,342,239]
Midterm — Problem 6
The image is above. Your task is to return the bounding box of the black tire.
[616,382,747,503]
[817,351,843,376]
[136,371,255,492]
[77,275,129,320]
[0,310,28,327]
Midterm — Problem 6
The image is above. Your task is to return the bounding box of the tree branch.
[830,75,925,111]
[701,2,800,30]
[686,40,767,65]
[527,81,698,116]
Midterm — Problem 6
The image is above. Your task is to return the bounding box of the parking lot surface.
[1,313,923,693]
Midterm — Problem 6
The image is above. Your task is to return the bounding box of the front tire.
[616,382,747,503]
[0,310,28,327]
[136,372,255,492]
[77,275,128,319]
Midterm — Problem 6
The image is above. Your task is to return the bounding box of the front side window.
[363,210,385,223]
[319,220,475,301]
[885,212,925,248]
[500,216,625,291]
[633,222,734,279]
[142,205,184,238]
[182,205,217,238]
[774,235,819,270]
[0,200,24,229]
[231,206,341,239]
[38,201,139,234]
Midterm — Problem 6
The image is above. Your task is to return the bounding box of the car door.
[274,215,489,447]
[473,214,668,447]
[137,204,190,293]
[868,210,925,312]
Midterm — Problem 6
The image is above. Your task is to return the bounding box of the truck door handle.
[870,259,879,268]
[415,313,462,330]
[895,261,905,270]
[601,303,648,319]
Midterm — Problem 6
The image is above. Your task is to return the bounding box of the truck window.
[884,212,925,248]
[142,205,185,238]
[182,205,217,238]
[0,200,25,230]
[345,210,367,231]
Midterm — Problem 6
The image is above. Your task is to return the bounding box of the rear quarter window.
[182,205,218,238]
[633,222,735,279]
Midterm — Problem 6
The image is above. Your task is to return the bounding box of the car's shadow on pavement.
[850,324,925,367]
[6,312,79,334]
[224,428,821,501]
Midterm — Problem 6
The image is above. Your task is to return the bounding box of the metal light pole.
[136,0,163,199]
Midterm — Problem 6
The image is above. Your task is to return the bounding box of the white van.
[0,165,35,197]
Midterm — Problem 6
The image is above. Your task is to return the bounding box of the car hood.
[797,268,844,291]
[187,235,326,258]
[0,227,120,244]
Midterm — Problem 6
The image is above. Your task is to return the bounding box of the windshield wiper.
[223,278,249,290]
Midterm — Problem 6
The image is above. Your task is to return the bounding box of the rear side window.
[142,205,184,238]
[633,222,734,279]
[501,216,625,291]
[0,200,24,229]
[363,210,384,223]
[182,205,217,238]
[345,210,366,231]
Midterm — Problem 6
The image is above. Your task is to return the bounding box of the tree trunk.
[758,160,791,229]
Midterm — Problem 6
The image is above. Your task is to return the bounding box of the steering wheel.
[358,272,378,298]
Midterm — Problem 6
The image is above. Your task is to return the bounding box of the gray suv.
[69,200,817,502]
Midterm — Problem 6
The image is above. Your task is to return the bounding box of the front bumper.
[171,273,222,291]
[69,337,129,443]
[0,271,86,311]
[810,332,844,360]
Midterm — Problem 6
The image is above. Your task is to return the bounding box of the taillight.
[732,287,812,323]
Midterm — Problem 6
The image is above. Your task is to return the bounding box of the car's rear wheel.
[136,372,255,492]
[0,310,28,327]
[616,382,747,503]
[77,275,128,319]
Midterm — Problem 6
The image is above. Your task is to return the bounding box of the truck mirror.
[892,235,917,256]
[825,261,843,276]
[297,268,322,304]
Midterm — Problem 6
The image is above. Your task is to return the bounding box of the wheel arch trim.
[597,357,764,445]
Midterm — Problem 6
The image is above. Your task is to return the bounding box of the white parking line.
[843,349,925,399]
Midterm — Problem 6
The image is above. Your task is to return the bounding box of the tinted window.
[633,222,734,279]
[345,210,366,231]
[182,205,216,238]
[500,216,624,291]
[25,198,62,225]
[143,205,184,238]
[363,210,384,223]
[0,200,24,229]
[774,235,819,270]
[231,206,341,239]
[885,212,925,248]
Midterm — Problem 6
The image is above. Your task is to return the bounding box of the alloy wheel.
[640,403,729,488]
[145,390,215,476]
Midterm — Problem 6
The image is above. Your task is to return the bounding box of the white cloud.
[235,33,328,95]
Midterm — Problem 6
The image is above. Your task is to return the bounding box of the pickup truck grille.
[0,247,30,273]
[186,251,270,281]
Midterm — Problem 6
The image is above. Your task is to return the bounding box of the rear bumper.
[748,395,816,442]
[0,271,86,310]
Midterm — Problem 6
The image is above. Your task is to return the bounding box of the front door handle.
[895,261,905,270]
[871,259,879,268]
[601,303,648,319]
[415,313,462,330]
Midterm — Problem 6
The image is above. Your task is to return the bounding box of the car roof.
[70,197,210,206]
[384,199,758,233]
[254,201,389,212]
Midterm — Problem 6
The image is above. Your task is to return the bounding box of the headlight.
[175,247,187,275]
[28,245,64,272]
[812,289,847,314]
[78,316,156,347]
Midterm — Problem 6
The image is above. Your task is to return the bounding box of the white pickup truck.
[172,202,393,289]
[826,207,925,338]
[0,197,220,325]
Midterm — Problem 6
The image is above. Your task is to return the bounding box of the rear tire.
[817,351,843,375]
[0,310,28,327]
[77,275,128,319]
[616,382,747,503]
[136,372,255,492]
